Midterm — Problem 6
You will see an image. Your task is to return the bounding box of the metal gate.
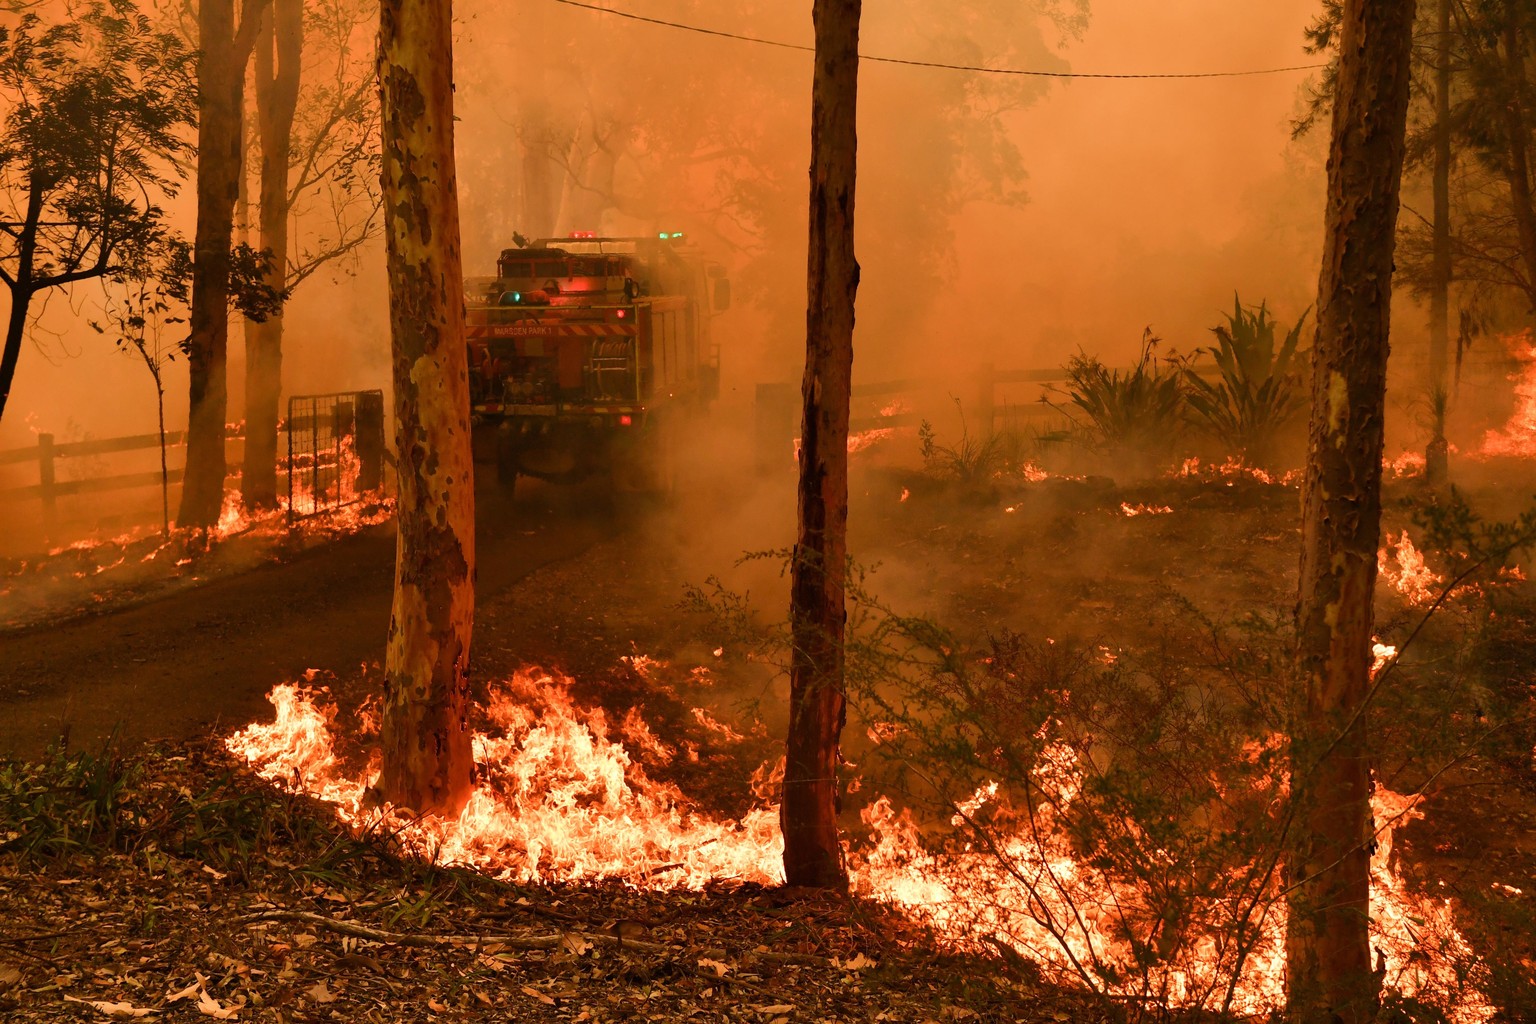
[286,390,386,518]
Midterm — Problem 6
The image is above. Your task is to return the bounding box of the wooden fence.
[0,426,245,532]
[1,391,391,538]
[754,363,1080,471]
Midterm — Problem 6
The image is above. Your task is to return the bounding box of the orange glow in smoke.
[1480,330,1536,458]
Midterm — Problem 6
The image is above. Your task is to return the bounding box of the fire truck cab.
[464,233,729,493]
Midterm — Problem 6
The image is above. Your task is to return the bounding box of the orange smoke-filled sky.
[0,0,1329,451]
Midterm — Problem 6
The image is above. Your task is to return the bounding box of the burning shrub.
[846,612,1299,1015]
[849,611,1507,1019]
[1049,329,1187,475]
[1182,295,1308,469]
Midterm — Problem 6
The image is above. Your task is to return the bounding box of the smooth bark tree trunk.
[1500,21,1536,309]
[783,0,860,891]
[243,0,302,511]
[1288,0,1416,1021]
[374,0,476,815]
[180,0,265,528]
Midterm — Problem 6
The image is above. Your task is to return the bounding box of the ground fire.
[7,0,1536,1021]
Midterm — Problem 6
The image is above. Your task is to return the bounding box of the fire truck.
[464,233,729,493]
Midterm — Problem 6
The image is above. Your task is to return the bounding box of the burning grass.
[217,604,1519,1022]
[0,739,1089,1023]
[226,671,784,889]
[0,486,393,631]
[9,429,1536,1020]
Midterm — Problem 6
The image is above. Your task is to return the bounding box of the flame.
[1479,330,1536,457]
[792,428,896,460]
[850,744,1493,1020]
[1385,450,1426,477]
[1377,531,1443,606]
[1175,456,1299,487]
[847,427,895,453]
[1119,502,1173,517]
[23,432,391,589]
[1371,641,1398,677]
[226,671,783,888]
[228,670,1497,1018]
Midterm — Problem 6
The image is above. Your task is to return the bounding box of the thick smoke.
[2,0,1331,546]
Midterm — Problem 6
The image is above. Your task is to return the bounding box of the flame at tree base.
[227,672,1496,1020]
[227,672,783,888]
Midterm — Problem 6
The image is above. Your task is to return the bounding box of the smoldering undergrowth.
[684,545,1519,1021]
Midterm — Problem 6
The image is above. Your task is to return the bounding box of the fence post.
[37,432,57,536]
[355,390,386,493]
[974,363,996,437]
[755,381,799,475]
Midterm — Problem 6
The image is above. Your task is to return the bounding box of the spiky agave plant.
[1060,328,1186,464]
[1183,295,1309,467]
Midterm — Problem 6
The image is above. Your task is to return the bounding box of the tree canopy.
[0,0,196,424]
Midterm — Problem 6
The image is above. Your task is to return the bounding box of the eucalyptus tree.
[373,0,476,815]
[1290,0,1417,1020]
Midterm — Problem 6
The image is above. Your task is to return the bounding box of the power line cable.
[549,0,1327,80]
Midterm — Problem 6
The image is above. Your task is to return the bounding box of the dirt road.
[0,481,621,758]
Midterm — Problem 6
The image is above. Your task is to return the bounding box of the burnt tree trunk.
[1288,0,1416,1021]
[783,0,860,891]
[1427,0,1453,486]
[180,0,266,528]
[243,0,302,511]
[1501,20,1536,310]
[1429,0,1452,387]
[374,0,476,815]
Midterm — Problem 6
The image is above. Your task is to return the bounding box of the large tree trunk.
[1287,0,1416,1021]
[374,0,476,816]
[1500,21,1536,310]
[180,0,264,529]
[243,0,302,511]
[783,0,860,891]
